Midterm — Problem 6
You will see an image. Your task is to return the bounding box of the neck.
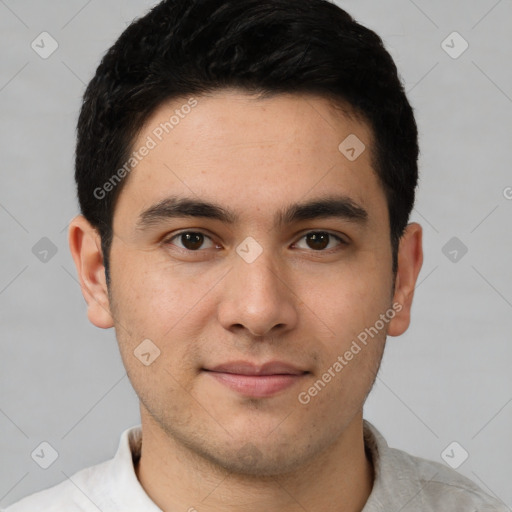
[134,412,374,512]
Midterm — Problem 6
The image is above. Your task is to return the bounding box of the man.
[4,0,507,510]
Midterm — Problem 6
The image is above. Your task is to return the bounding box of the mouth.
[202,361,310,398]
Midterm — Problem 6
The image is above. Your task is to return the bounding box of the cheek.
[296,331,385,440]
[109,253,218,376]
[300,261,393,341]
[111,250,204,328]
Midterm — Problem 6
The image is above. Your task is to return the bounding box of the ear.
[388,222,423,337]
[68,215,114,329]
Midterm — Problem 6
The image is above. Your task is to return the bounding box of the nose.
[217,248,299,338]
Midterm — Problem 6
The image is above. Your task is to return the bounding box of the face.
[72,90,421,476]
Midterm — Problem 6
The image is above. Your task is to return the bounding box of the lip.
[204,361,309,398]
[208,361,306,376]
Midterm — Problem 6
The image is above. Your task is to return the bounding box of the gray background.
[1,0,511,508]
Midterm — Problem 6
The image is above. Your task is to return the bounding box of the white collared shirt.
[3,420,507,511]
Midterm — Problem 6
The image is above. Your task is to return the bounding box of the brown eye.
[168,232,214,251]
[307,232,329,250]
[295,232,344,251]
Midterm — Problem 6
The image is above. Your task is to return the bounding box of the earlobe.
[388,222,423,337]
[68,215,114,329]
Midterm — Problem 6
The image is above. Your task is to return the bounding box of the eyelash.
[162,230,348,253]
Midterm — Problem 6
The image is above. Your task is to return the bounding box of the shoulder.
[2,460,113,512]
[389,444,506,510]
[363,420,508,511]
[2,426,144,512]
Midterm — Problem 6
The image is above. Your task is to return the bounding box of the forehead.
[114,90,386,230]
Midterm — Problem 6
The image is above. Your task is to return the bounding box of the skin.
[69,90,423,512]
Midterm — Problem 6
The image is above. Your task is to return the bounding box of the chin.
[210,446,306,477]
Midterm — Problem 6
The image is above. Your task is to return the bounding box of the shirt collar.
[362,419,425,511]
[108,420,421,511]
[106,425,162,511]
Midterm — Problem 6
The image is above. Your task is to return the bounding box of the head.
[70,0,423,476]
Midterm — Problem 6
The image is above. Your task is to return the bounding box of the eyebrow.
[135,195,368,231]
